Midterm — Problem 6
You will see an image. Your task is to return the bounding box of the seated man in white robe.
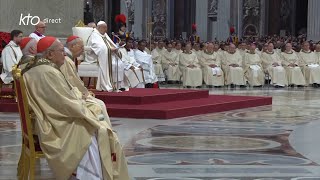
[178,42,203,88]
[61,35,112,127]
[1,30,23,84]
[199,42,224,87]
[261,42,288,87]
[244,43,265,87]
[118,38,145,88]
[134,40,158,88]
[22,36,129,180]
[19,37,37,70]
[281,43,306,87]
[298,41,320,87]
[86,21,126,91]
[221,44,246,88]
[151,41,165,82]
[161,42,181,83]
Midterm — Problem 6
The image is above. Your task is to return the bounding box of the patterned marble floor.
[1,86,320,180]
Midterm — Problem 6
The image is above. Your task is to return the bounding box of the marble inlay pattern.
[128,152,312,165]
[136,136,281,151]
[2,87,320,179]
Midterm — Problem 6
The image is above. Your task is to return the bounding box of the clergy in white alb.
[118,38,145,88]
[281,43,306,86]
[1,30,23,84]
[149,40,165,82]
[161,42,181,82]
[298,41,320,86]
[178,43,202,87]
[244,43,265,86]
[134,40,158,87]
[221,44,246,87]
[199,43,224,87]
[261,43,288,87]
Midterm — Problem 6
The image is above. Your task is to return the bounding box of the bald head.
[35,21,46,34]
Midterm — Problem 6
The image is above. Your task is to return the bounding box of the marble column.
[167,0,175,39]
[132,0,144,39]
[216,0,230,41]
[195,0,208,41]
[230,0,243,38]
[151,0,167,40]
[268,0,281,35]
[307,0,320,41]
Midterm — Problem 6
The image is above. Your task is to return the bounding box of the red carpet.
[0,88,272,119]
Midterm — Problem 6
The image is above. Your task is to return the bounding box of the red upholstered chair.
[12,65,44,180]
[0,32,15,99]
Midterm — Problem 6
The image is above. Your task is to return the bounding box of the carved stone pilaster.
[152,0,167,39]
[208,0,218,21]
[280,0,292,33]
[242,0,260,37]
[92,0,104,22]
[123,0,135,24]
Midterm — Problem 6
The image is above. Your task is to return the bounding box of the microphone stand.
[112,32,126,92]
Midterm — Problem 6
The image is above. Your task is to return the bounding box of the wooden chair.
[12,65,44,180]
[0,63,15,99]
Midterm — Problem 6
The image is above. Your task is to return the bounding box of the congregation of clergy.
[1,19,320,179]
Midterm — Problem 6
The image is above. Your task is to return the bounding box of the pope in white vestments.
[86,21,125,91]
[134,41,158,87]
[1,30,23,84]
